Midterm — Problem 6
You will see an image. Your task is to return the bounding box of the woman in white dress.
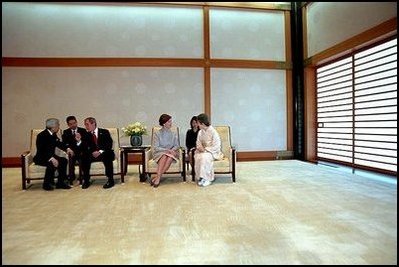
[194,113,223,187]
[151,114,179,187]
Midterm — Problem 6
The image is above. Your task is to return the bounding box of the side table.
[120,145,150,183]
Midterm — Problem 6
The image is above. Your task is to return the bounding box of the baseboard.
[2,151,295,167]
[2,157,20,167]
[2,155,144,168]
[237,151,294,161]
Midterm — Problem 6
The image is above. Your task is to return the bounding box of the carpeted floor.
[2,160,397,264]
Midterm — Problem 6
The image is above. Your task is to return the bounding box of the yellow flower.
[121,122,147,136]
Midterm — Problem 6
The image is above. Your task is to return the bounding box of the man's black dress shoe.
[82,181,91,189]
[103,181,114,189]
[56,182,72,189]
[69,177,76,185]
[43,184,54,191]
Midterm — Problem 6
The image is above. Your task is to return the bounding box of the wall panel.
[211,68,287,151]
[2,2,203,58]
[2,67,203,156]
[210,8,285,60]
[2,2,290,161]
[307,2,397,57]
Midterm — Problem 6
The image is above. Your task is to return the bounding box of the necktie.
[72,129,76,136]
[92,132,98,144]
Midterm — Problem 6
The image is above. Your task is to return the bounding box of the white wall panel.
[307,2,397,57]
[211,69,287,151]
[210,8,285,60]
[2,68,203,157]
[2,2,203,58]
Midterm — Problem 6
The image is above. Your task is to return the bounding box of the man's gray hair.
[46,118,59,129]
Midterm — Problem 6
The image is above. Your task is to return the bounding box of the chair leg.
[78,161,83,185]
[183,164,186,182]
[232,149,236,183]
[181,149,186,182]
[22,177,27,190]
[21,156,27,190]
[191,151,196,182]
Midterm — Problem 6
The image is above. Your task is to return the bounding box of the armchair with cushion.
[191,126,236,183]
[144,126,186,182]
[21,129,69,190]
[79,127,122,184]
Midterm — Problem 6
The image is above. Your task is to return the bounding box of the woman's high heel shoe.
[153,180,160,188]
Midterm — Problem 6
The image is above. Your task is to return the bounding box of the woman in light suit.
[151,114,179,187]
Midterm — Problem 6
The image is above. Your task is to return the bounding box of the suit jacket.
[62,127,86,152]
[81,128,114,155]
[33,129,66,165]
[186,128,199,152]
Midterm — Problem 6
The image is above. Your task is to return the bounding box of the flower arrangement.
[121,122,148,136]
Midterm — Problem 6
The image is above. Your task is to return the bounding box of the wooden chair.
[191,126,236,183]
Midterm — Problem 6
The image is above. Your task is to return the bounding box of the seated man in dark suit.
[33,118,72,191]
[79,117,115,189]
[62,115,86,184]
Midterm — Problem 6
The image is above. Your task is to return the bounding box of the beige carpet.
[2,160,397,264]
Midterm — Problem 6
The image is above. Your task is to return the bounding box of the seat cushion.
[28,163,62,178]
[89,160,119,175]
[214,126,231,159]
[214,158,231,172]
[28,164,47,178]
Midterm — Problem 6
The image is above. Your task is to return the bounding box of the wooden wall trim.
[302,5,308,59]
[203,6,210,62]
[284,11,292,62]
[204,67,211,116]
[2,152,295,167]
[238,151,276,161]
[304,66,317,162]
[2,155,144,168]
[286,70,294,151]
[2,57,292,70]
[201,2,291,11]
[210,59,292,69]
[4,155,394,177]
[203,6,211,117]
[237,151,294,161]
[284,10,293,152]
[137,2,291,11]
[1,58,206,67]
[305,17,397,66]
[2,157,21,168]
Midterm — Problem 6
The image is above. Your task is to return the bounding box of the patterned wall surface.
[307,2,397,57]
[210,8,285,60]
[2,68,204,156]
[2,3,203,58]
[2,2,289,157]
[211,69,287,151]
